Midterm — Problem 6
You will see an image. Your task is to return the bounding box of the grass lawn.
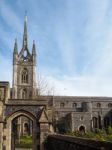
[15,135,33,148]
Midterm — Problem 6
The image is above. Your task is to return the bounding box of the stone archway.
[4,110,39,150]
[78,125,86,135]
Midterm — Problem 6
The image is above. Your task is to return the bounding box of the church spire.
[32,40,36,55]
[32,40,36,65]
[22,12,28,48]
[14,38,18,54]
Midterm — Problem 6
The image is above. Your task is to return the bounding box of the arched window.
[108,103,112,108]
[21,68,28,83]
[93,117,98,128]
[98,115,102,129]
[60,102,65,108]
[72,103,77,108]
[97,103,101,108]
[22,89,27,99]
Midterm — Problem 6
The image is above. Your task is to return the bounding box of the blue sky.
[1,0,112,96]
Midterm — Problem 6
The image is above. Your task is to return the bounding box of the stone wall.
[53,96,112,132]
[45,134,112,150]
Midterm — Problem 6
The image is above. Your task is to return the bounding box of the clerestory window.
[60,102,65,108]
[97,103,101,108]
[72,103,77,108]
[108,103,112,108]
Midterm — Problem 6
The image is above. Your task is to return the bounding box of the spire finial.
[25,10,27,22]
[32,40,36,55]
[14,38,18,54]
[23,11,28,48]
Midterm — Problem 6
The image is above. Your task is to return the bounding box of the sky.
[1,0,112,96]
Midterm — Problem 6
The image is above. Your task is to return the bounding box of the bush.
[65,127,112,143]
[107,126,112,135]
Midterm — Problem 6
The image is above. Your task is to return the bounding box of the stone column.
[40,123,49,150]
[32,120,38,150]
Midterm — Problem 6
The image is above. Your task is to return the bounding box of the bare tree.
[37,74,55,96]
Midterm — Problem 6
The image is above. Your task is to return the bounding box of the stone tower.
[12,15,37,99]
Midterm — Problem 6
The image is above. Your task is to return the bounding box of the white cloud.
[83,0,112,77]
[46,75,112,97]
[1,0,112,97]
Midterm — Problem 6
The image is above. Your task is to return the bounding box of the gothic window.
[97,103,101,108]
[21,68,28,83]
[22,89,27,99]
[93,117,98,128]
[108,103,112,108]
[72,103,77,108]
[60,102,65,108]
[98,115,102,129]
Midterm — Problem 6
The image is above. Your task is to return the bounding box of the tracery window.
[21,68,28,83]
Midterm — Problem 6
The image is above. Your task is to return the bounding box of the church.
[0,15,112,150]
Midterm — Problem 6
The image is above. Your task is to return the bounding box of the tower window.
[22,89,27,99]
[21,68,28,83]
